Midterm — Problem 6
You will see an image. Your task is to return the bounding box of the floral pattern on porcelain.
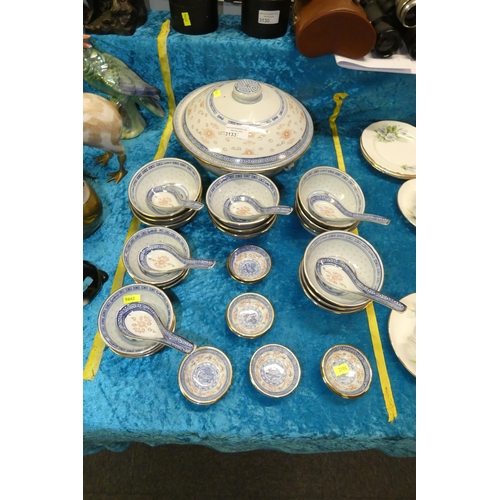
[375,124,409,143]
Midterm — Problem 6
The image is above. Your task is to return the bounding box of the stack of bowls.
[206,172,282,238]
[97,283,176,358]
[295,166,365,234]
[298,230,385,314]
[122,226,196,289]
[127,158,203,229]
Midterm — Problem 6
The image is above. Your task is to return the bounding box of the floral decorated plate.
[360,121,416,179]
[249,344,301,398]
[397,179,416,226]
[388,292,416,377]
[178,346,233,405]
[226,293,274,338]
[227,245,271,283]
[320,344,372,398]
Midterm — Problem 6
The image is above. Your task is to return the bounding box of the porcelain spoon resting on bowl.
[307,191,390,225]
[116,302,196,354]
[315,257,406,312]
[146,184,204,213]
[223,195,293,221]
[138,243,216,275]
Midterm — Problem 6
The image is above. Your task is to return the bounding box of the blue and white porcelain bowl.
[178,346,233,405]
[206,172,280,229]
[296,166,365,229]
[128,158,202,219]
[173,79,314,177]
[249,344,301,398]
[122,226,191,287]
[97,283,176,358]
[302,231,384,308]
[226,293,274,339]
[226,245,272,283]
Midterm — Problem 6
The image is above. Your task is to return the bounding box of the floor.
[83,442,416,499]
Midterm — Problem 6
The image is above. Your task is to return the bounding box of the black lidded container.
[241,0,292,39]
[169,0,219,35]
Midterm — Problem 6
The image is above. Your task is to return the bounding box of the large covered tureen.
[173,79,314,177]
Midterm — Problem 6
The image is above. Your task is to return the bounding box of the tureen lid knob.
[232,79,263,104]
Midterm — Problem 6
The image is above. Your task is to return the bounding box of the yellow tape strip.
[83,20,176,381]
[154,20,176,160]
[329,93,397,422]
[83,216,141,380]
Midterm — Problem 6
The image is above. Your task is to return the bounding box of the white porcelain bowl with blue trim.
[122,226,191,288]
[97,283,176,358]
[173,79,314,177]
[128,158,202,219]
[297,166,366,229]
[206,172,281,229]
[302,231,384,308]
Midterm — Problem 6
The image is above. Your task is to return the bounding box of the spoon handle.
[158,327,197,354]
[182,200,204,211]
[262,205,294,215]
[309,195,390,225]
[184,258,216,269]
[354,282,407,312]
[123,329,196,354]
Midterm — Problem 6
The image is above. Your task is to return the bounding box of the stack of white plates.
[298,231,385,314]
[127,158,203,229]
[122,226,193,289]
[97,283,176,358]
[295,166,365,235]
[360,120,416,179]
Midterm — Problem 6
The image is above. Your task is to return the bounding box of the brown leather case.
[293,0,377,59]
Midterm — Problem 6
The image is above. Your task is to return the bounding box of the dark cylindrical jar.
[169,0,219,35]
[241,0,292,39]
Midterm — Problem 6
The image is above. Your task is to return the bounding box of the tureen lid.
[174,79,314,172]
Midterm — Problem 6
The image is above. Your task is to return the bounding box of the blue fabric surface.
[83,11,416,457]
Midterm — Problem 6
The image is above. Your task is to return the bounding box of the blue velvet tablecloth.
[83,11,416,457]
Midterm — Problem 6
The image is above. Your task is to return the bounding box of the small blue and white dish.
[249,344,301,398]
[226,245,271,283]
[226,293,274,339]
[320,344,372,399]
[177,346,233,405]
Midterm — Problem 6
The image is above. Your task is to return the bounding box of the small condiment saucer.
[397,179,416,226]
[249,344,301,398]
[320,344,372,398]
[178,346,233,405]
[227,245,271,283]
[226,293,274,339]
[388,292,416,377]
[360,120,416,179]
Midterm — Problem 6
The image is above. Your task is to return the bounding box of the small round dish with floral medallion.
[178,346,233,405]
[320,344,372,399]
[226,245,271,283]
[249,344,301,398]
[226,293,274,339]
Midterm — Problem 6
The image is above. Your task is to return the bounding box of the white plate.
[388,292,416,377]
[361,121,416,179]
[397,179,416,226]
